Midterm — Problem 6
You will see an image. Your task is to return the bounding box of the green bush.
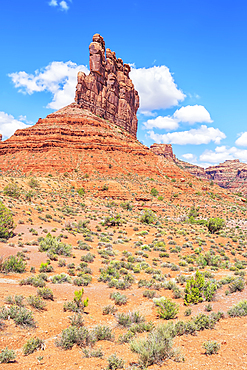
[229,278,245,293]
[76,188,85,196]
[130,322,177,367]
[140,210,156,225]
[55,326,95,349]
[3,183,21,198]
[227,300,247,317]
[117,311,145,327]
[91,325,114,341]
[0,347,16,363]
[28,178,40,189]
[184,271,205,305]
[38,233,72,257]
[110,292,128,305]
[153,297,179,319]
[37,287,54,300]
[207,218,225,234]
[150,188,158,196]
[107,353,124,369]
[0,255,26,273]
[27,295,46,310]
[203,340,220,355]
[0,202,15,239]
[23,337,44,355]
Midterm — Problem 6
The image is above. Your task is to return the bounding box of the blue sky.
[1,0,247,167]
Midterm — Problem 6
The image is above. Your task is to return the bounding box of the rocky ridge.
[150,143,247,195]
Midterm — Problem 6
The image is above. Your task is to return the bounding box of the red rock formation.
[150,144,176,161]
[75,34,139,137]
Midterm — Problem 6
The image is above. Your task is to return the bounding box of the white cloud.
[48,0,70,11]
[143,104,212,130]
[0,112,28,139]
[173,105,212,124]
[148,125,226,145]
[143,116,179,130]
[200,146,247,164]
[130,65,185,112]
[9,61,89,110]
[182,153,196,160]
[49,0,58,6]
[235,132,247,147]
[59,1,69,10]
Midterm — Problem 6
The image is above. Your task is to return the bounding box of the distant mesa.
[75,33,139,137]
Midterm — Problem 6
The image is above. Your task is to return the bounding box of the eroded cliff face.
[75,34,139,137]
[150,143,247,195]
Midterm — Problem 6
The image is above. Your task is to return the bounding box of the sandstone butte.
[0,33,242,201]
[0,34,202,198]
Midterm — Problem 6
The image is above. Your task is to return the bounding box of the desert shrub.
[39,261,54,273]
[0,347,16,363]
[184,271,205,305]
[5,295,25,306]
[143,290,156,299]
[50,273,72,284]
[102,214,122,226]
[69,313,84,327]
[153,297,179,319]
[76,188,85,196]
[203,280,217,301]
[55,326,95,349]
[20,275,46,288]
[38,233,72,257]
[28,178,40,189]
[3,183,20,198]
[0,255,26,274]
[91,325,114,341]
[11,306,35,327]
[0,202,15,239]
[150,188,158,197]
[103,304,117,315]
[83,347,103,358]
[110,292,128,305]
[23,337,44,355]
[184,308,192,316]
[140,210,156,225]
[64,288,89,313]
[80,252,95,263]
[107,353,124,370]
[58,259,66,267]
[228,300,247,317]
[37,287,54,300]
[229,278,245,293]
[203,340,220,355]
[27,295,46,310]
[207,218,225,234]
[120,202,132,211]
[117,311,145,327]
[130,322,177,367]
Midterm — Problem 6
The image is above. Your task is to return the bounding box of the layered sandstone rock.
[150,144,176,161]
[75,34,139,137]
[150,143,247,195]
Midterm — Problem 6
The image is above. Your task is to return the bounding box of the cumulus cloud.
[235,132,247,147]
[48,0,70,11]
[143,116,179,130]
[182,153,196,160]
[130,65,185,113]
[173,105,213,124]
[9,61,89,110]
[200,146,247,164]
[143,105,213,130]
[148,125,226,145]
[0,112,28,139]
